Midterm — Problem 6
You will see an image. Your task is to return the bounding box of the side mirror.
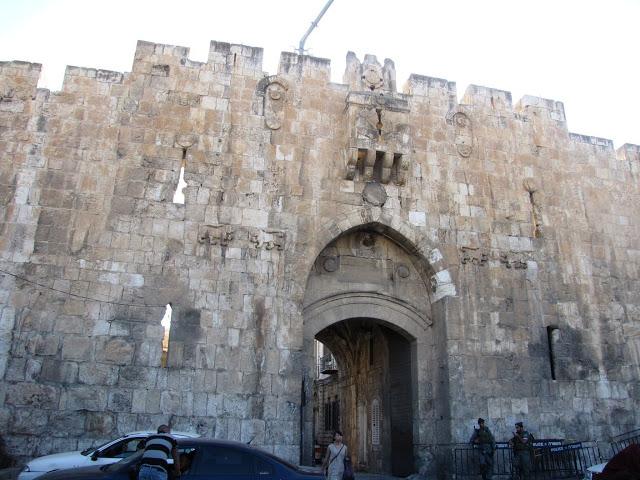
[91,452,99,461]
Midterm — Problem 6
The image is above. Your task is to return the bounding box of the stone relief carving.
[395,264,410,278]
[362,182,387,207]
[255,75,289,130]
[460,247,529,269]
[344,53,411,185]
[175,134,197,148]
[460,248,489,266]
[322,256,339,272]
[447,110,474,158]
[197,225,287,251]
[198,224,234,246]
[249,229,286,250]
[361,64,385,91]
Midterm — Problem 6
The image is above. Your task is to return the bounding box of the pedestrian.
[509,421,535,480]
[322,430,348,480]
[138,424,180,480]
[469,418,496,480]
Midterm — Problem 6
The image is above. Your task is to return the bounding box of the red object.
[594,444,640,480]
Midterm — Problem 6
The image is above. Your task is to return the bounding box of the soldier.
[469,418,496,480]
[509,421,535,480]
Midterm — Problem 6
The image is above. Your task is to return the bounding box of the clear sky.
[1,0,638,147]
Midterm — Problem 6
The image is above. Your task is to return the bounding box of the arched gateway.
[300,221,453,476]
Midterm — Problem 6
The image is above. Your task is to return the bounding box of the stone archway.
[300,224,446,476]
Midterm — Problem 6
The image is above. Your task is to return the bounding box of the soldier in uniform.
[509,421,535,480]
[469,418,496,480]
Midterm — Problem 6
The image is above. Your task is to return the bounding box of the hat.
[478,418,485,424]
[515,422,523,428]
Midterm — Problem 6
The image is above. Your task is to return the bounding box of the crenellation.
[207,41,264,74]
[616,143,640,162]
[404,74,457,114]
[515,95,566,123]
[278,52,331,82]
[0,61,42,101]
[461,84,513,111]
[569,132,615,149]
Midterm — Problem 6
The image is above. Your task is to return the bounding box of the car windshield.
[80,440,113,456]
[103,450,144,472]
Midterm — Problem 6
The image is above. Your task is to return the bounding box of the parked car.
[36,438,323,480]
[18,431,198,480]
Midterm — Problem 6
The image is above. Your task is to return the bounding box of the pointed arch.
[296,206,456,304]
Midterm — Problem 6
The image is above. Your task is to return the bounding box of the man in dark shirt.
[470,418,496,480]
[138,425,180,480]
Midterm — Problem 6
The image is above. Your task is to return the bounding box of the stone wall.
[0,39,639,471]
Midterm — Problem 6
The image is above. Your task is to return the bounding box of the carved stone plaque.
[362,182,387,206]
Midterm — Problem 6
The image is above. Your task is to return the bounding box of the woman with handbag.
[322,431,352,480]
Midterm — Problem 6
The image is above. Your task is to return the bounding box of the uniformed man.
[509,421,535,480]
[469,418,496,480]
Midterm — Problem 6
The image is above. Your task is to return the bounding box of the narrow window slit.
[528,190,542,238]
[547,326,559,380]
[173,149,188,204]
[161,303,172,367]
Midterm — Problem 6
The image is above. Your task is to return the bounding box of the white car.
[18,431,198,480]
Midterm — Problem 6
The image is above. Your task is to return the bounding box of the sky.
[1,0,638,147]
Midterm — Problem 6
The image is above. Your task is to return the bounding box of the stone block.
[61,336,93,361]
[95,337,135,365]
[5,383,59,409]
[85,411,115,435]
[63,386,107,411]
[78,363,118,386]
[48,410,86,436]
[39,359,78,384]
[10,408,49,434]
[117,366,157,388]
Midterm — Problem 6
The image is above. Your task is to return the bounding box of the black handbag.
[342,455,354,480]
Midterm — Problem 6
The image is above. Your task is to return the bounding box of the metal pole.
[297,0,335,55]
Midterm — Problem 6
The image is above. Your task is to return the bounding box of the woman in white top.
[322,430,348,480]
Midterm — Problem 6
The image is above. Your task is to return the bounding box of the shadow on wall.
[0,434,16,468]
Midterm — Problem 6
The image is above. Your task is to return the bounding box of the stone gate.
[0,39,639,475]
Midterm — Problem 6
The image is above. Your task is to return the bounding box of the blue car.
[37,438,323,480]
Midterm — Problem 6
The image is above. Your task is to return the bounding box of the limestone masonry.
[0,40,639,476]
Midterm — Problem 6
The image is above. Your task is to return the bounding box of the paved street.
[354,474,406,479]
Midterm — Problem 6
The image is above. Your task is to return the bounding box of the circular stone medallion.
[362,182,387,207]
[322,256,339,272]
[396,264,410,278]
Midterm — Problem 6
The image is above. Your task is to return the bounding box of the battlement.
[0,39,635,145]
[569,132,614,149]
[617,143,640,161]
[461,84,513,111]
[516,95,566,123]
[278,51,331,82]
[208,41,264,73]
[0,61,42,101]
[404,74,457,98]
